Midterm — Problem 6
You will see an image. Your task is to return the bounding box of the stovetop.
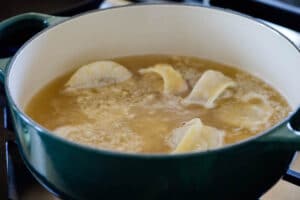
[1,1,300,200]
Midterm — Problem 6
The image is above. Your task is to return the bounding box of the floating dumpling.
[169,118,224,153]
[216,92,273,131]
[139,64,188,95]
[65,61,132,89]
[182,70,236,108]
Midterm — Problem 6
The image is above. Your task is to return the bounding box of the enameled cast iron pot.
[0,4,300,199]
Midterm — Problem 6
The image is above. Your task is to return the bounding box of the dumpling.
[216,92,273,131]
[139,64,188,95]
[169,118,224,153]
[65,61,132,89]
[182,70,236,108]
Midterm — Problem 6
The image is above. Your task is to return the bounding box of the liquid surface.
[26,55,291,153]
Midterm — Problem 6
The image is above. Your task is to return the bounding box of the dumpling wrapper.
[182,70,236,108]
[139,64,188,95]
[169,118,224,153]
[65,61,132,89]
[217,92,273,131]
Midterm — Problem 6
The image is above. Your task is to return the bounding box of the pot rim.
[5,3,300,158]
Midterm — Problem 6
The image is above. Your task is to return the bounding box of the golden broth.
[25,55,291,153]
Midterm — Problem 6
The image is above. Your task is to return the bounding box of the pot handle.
[0,13,67,82]
[257,107,300,149]
[257,107,300,186]
[0,13,66,199]
[283,107,300,186]
[0,58,10,83]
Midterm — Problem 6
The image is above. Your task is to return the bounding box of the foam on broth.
[25,55,291,153]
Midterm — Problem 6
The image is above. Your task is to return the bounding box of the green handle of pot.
[259,107,300,186]
[0,13,67,82]
[0,58,10,83]
[257,107,300,150]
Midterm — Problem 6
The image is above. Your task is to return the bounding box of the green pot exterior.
[1,10,300,200]
[10,105,296,200]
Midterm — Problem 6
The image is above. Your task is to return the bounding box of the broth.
[25,55,291,153]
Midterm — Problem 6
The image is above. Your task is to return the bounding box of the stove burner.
[0,84,16,200]
[209,0,300,32]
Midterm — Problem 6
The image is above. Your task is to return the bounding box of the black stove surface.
[209,0,300,32]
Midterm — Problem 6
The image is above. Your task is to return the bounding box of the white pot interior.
[7,4,300,112]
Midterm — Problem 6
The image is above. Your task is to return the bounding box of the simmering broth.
[26,55,291,153]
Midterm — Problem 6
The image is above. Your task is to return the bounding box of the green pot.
[0,4,300,199]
